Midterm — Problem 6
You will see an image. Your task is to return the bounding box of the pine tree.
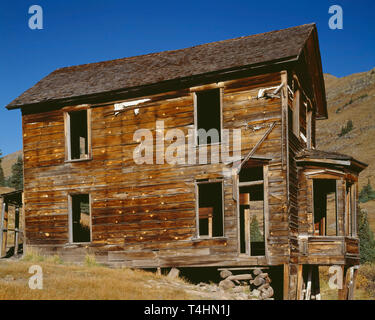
[359,179,375,203]
[358,209,375,263]
[8,156,23,190]
[250,215,263,242]
[0,149,6,187]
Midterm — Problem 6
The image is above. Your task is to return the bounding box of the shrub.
[84,254,99,267]
[338,120,354,137]
[359,179,375,203]
[358,209,375,263]
[357,263,375,295]
[22,248,45,262]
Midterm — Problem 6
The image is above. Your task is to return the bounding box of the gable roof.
[6,23,324,114]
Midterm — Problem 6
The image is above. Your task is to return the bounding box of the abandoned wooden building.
[5,23,367,299]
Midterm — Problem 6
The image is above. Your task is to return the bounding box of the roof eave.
[7,55,300,111]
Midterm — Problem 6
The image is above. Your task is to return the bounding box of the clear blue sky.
[0,0,374,156]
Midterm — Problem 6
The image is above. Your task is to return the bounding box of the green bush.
[358,209,375,263]
[250,216,263,242]
[338,120,354,137]
[359,180,375,203]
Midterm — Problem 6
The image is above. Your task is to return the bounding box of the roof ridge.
[53,23,316,73]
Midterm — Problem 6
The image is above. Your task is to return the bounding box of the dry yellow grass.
[319,265,375,300]
[0,253,202,300]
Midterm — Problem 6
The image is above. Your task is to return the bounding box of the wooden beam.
[0,202,5,257]
[237,122,277,174]
[296,264,304,300]
[348,266,359,300]
[338,266,348,300]
[305,266,312,300]
[283,263,290,300]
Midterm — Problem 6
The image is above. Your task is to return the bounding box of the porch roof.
[295,149,367,173]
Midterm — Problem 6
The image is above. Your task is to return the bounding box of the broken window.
[66,110,90,160]
[70,194,91,243]
[195,89,221,145]
[288,106,294,135]
[197,181,223,237]
[291,89,300,138]
[238,165,265,256]
[299,98,307,144]
[313,179,337,236]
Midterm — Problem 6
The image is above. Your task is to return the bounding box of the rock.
[219,279,235,290]
[258,283,270,291]
[232,286,245,293]
[253,268,262,276]
[236,293,248,300]
[260,286,274,299]
[220,269,232,279]
[167,268,180,280]
[250,289,261,298]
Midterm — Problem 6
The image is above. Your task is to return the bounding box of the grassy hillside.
[317,68,375,232]
[1,150,22,179]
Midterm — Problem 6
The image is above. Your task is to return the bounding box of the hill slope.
[1,150,22,179]
[317,67,375,231]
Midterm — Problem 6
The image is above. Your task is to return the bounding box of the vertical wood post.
[348,266,359,300]
[283,263,290,300]
[338,266,348,300]
[296,264,304,300]
[0,202,5,257]
[14,206,20,256]
[305,266,312,300]
[313,266,321,300]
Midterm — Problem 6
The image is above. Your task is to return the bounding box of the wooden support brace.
[0,202,5,257]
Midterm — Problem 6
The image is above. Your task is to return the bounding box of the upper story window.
[65,109,91,161]
[194,88,222,145]
[291,88,312,148]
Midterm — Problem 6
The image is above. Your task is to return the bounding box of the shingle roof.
[6,23,316,109]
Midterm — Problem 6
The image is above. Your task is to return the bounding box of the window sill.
[65,157,92,163]
[192,236,227,241]
[238,254,266,258]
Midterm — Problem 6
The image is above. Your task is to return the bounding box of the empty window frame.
[195,89,222,145]
[69,194,91,243]
[65,109,91,160]
[313,179,337,236]
[299,98,307,144]
[291,89,300,137]
[238,165,266,256]
[292,89,311,146]
[196,181,224,238]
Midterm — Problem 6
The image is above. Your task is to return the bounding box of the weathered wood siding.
[22,71,290,267]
